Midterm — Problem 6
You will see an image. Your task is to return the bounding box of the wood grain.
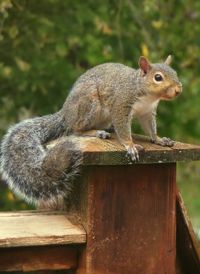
[48,134,200,165]
[0,245,78,272]
[77,164,176,274]
[0,211,86,247]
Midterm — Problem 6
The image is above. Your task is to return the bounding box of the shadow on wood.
[176,191,200,274]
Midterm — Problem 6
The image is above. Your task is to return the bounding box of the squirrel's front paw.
[125,144,144,162]
[152,137,175,147]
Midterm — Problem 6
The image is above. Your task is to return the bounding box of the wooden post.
[56,134,200,274]
[1,135,200,273]
[77,164,176,274]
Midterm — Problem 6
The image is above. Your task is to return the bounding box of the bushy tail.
[0,111,82,208]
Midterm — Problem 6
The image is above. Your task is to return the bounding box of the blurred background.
[0,0,200,235]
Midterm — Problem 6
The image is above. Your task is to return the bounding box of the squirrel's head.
[138,55,182,100]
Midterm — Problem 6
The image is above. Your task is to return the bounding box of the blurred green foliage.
[1,0,200,139]
[0,0,200,231]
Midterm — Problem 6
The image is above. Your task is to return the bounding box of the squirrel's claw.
[125,144,144,162]
[152,137,175,147]
[126,146,138,162]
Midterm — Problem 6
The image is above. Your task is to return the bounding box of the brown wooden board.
[77,163,176,274]
[48,134,200,165]
[0,211,86,248]
[176,192,200,274]
[0,245,78,272]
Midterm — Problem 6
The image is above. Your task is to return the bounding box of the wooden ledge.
[48,134,200,165]
[0,211,86,248]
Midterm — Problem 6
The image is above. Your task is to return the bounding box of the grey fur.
[63,60,182,160]
[0,110,82,208]
[0,57,182,207]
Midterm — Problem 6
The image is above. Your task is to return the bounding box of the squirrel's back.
[71,62,137,92]
[63,62,142,134]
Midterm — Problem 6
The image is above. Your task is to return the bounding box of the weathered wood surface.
[0,211,86,247]
[0,135,199,273]
[77,164,176,274]
[48,134,200,165]
[0,245,78,272]
[176,191,200,274]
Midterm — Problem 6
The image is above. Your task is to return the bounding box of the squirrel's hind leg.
[73,129,111,139]
[96,130,111,139]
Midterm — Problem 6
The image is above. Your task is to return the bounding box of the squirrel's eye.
[154,73,163,82]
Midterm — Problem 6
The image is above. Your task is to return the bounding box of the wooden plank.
[48,134,200,165]
[176,191,200,274]
[77,164,176,274]
[0,210,70,217]
[0,211,86,247]
[0,245,78,272]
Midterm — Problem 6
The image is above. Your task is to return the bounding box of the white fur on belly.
[131,95,159,117]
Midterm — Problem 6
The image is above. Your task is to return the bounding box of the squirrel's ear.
[165,55,172,65]
[138,56,152,74]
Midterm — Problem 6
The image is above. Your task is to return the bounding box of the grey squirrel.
[0,56,182,209]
